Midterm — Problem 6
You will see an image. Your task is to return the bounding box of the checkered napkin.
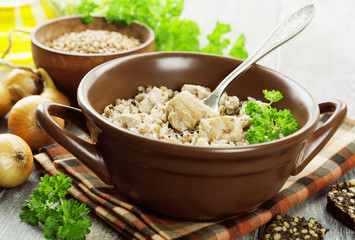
[33,115,355,240]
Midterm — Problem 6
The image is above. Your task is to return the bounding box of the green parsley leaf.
[244,126,267,144]
[20,174,91,240]
[244,90,299,144]
[263,89,283,104]
[60,198,91,221]
[245,101,262,118]
[44,199,91,240]
[201,22,231,55]
[56,217,92,240]
[20,204,41,226]
[39,174,72,203]
[229,34,248,59]
[77,0,98,24]
[43,211,63,240]
[155,18,200,52]
[105,0,134,26]
[276,109,299,136]
[20,180,61,226]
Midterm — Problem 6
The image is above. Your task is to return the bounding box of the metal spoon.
[203,4,315,112]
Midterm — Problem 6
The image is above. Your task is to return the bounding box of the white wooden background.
[0,0,355,239]
[182,0,355,119]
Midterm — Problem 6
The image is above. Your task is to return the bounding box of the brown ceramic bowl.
[35,52,347,220]
[31,15,155,100]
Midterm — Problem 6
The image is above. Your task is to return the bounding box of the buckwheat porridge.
[102,84,257,147]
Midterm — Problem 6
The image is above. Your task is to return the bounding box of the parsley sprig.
[245,90,299,144]
[20,174,91,240]
[77,0,98,23]
[76,0,248,58]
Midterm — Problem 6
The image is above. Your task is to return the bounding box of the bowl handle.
[35,102,111,184]
[292,99,347,175]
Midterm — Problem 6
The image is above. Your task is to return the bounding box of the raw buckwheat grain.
[45,29,141,54]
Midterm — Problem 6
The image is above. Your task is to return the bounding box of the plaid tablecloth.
[34,115,355,240]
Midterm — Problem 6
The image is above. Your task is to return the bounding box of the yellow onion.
[4,69,42,102]
[37,68,70,106]
[8,95,65,150]
[0,83,12,118]
[0,133,33,188]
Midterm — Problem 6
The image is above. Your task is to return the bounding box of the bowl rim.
[30,15,155,57]
[77,51,320,156]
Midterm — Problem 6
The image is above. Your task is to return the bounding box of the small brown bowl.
[31,15,155,100]
[36,52,347,220]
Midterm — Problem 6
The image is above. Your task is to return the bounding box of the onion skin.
[0,133,33,188]
[0,83,11,118]
[41,88,70,106]
[3,68,70,106]
[8,95,65,150]
[37,68,70,106]
[4,69,41,102]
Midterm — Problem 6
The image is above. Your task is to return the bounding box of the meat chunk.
[181,84,211,100]
[167,91,211,132]
[112,113,142,129]
[238,114,252,129]
[138,87,170,113]
[199,116,243,142]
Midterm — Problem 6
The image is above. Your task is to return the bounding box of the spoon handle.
[204,4,315,111]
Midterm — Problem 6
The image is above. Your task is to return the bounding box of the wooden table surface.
[1,0,354,239]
